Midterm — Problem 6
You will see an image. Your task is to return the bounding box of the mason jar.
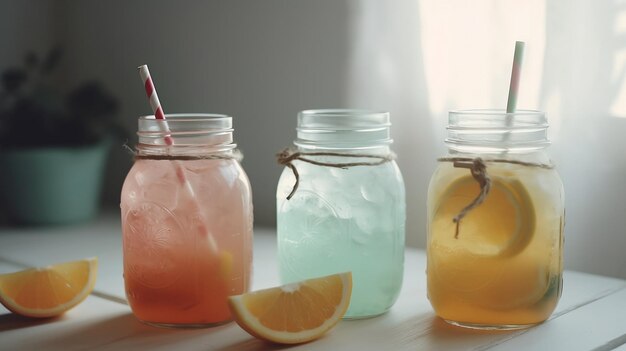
[121,114,253,328]
[427,109,564,329]
[277,109,406,318]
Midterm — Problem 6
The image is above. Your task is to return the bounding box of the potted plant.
[0,48,124,225]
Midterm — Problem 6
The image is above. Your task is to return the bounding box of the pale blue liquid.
[277,157,405,318]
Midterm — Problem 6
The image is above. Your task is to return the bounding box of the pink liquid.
[121,159,253,326]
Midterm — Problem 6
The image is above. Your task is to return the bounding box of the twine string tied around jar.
[125,144,244,161]
[277,147,396,200]
[437,157,554,239]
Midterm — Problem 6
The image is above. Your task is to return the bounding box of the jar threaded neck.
[295,109,393,150]
[136,114,236,156]
[446,109,549,153]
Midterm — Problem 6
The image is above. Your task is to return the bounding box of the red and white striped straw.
[138,64,173,145]
[137,64,189,186]
[136,64,219,252]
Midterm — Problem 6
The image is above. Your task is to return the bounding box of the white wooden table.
[0,214,625,351]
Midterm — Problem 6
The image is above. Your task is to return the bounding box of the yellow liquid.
[427,161,564,329]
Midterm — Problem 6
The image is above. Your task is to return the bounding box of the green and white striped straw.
[506,41,525,113]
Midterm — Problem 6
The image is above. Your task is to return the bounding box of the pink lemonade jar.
[121,114,253,328]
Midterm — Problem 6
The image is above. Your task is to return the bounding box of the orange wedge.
[228,272,352,344]
[431,175,536,257]
[0,257,98,318]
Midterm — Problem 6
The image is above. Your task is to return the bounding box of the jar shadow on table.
[425,317,527,345]
[428,317,516,336]
[0,312,147,347]
[41,312,240,349]
[0,312,63,332]
[384,314,522,348]
[220,338,293,351]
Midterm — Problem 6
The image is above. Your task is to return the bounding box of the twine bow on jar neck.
[276,148,396,200]
[438,157,554,239]
[445,158,491,239]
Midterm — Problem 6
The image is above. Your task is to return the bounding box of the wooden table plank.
[1,216,626,350]
[489,287,626,351]
[613,343,626,351]
[1,295,144,351]
[0,215,125,299]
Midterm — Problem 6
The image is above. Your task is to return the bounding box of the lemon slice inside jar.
[431,175,536,258]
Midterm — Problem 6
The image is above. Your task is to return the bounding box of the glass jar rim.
[138,113,233,133]
[449,108,543,116]
[299,108,389,118]
[446,109,549,153]
[136,113,235,154]
[295,109,392,149]
[448,109,548,130]
[298,109,391,129]
[139,113,231,125]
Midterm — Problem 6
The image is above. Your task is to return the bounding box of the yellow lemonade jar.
[426,109,564,330]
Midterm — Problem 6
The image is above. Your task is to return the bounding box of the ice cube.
[360,183,387,203]
[282,190,336,219]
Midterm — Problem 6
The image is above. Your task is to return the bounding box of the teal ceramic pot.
[0,140,110,225]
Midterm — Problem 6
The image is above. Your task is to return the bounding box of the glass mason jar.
[277,109,406,318]
[121,114,253,328]
[427,109,564,330]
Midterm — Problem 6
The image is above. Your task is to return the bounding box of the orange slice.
[0,257,98,318]
[228,272,352,344]
[431,175,535,257]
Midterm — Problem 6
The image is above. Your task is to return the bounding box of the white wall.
[3,1,625,278]
[55,0,353,226]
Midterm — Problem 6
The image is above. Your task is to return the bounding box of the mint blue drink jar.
[276,109,406,318]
